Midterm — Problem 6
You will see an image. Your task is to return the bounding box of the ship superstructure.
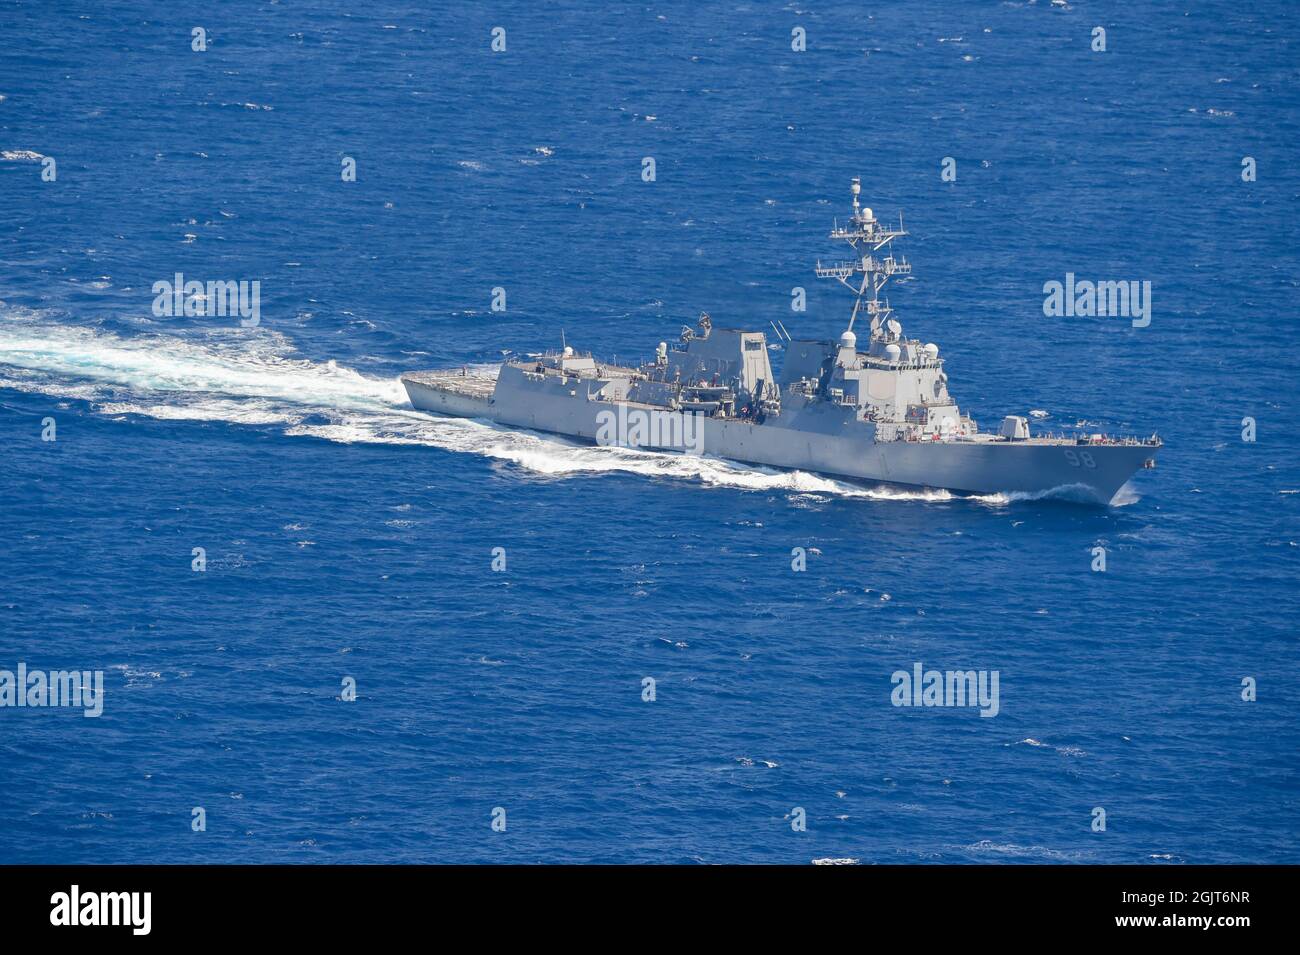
[401,181,1160,503]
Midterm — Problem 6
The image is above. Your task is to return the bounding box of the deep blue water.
[1,1,1297,864]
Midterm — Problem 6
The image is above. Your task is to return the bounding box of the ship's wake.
[0,318,1126,506]
[0,319,956,502]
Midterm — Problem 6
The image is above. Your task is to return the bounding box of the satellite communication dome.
[884,343,901,362]
[839,329,857,349]
[862,207,873,221]
[562,346,574,357]
[924,343,939,359]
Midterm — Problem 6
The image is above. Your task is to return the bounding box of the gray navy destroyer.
[403,180,1160,503]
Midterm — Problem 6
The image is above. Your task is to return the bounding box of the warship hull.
[402,371,1152,503]
[402,183,1159,505]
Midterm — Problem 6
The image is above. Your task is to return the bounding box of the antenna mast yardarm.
[813,177,911,338]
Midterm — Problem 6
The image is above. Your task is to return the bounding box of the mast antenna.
[813,178,911,339]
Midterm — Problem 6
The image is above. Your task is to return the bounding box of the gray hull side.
[404,373,1146,503]
[402,378,492,418]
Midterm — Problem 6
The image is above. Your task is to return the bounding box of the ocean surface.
[1,1,1297,864]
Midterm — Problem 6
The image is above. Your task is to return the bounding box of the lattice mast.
[813,178,911,339]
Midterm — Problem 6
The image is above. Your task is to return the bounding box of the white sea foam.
[962,840,1078,861]
[1110,482,1142,507]
[971,482,1106,507]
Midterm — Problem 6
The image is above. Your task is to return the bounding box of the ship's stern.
[401,369,497,419]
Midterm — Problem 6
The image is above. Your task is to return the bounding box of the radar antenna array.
[813,177,911,339]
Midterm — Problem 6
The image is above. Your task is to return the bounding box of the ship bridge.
[789,178,978,441]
